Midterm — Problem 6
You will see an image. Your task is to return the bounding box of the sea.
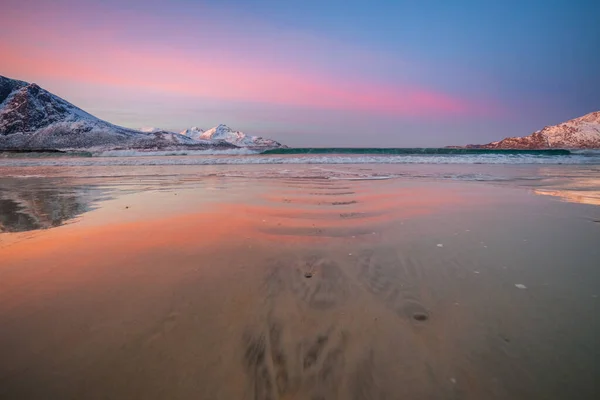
[1,149,599,204]
[2,148,600,167]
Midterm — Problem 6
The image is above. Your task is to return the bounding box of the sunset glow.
[1,0,598,146]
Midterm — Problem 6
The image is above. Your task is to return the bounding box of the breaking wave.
[261,148,573,155]
[1,147,600,167]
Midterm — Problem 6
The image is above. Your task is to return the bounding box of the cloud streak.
[0,1,496,118]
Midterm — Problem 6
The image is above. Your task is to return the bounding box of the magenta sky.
[2,0,598,146]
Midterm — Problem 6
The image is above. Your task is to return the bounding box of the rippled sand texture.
[1,173,599,400]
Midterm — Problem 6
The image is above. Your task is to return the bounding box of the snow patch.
[181,124,283,148]
[140,127,162,133]
[180,126,205,141]
[471,111,600,149]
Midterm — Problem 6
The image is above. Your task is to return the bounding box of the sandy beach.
[3,0,600,396]
[1,164,599,399]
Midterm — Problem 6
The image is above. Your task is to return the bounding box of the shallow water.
[2,149,600,167]
[0,162,599,399]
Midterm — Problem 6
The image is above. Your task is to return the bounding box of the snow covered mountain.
[182,124,283,148]
[0,76,235,150]
[139,127,162,133]
[467,111,600,149]
[139,126,216,145]
[179,126,205,140]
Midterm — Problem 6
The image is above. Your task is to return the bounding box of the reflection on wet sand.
[1,175,599,400]
[254,181,468,242]
[534,189,600,206]
[529,170,600,206]
[0,178,101,233]
[531,175,600,207]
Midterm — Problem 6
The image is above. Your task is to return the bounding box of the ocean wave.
[329,175,395,180]
[261,148,573,155]
[0,153,598,167]
[568,149,600,155]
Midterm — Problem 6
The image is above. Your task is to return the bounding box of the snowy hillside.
[468,111,600,149]
[0,76,235,151]
[180,126,205,140]
[181,124,282,148]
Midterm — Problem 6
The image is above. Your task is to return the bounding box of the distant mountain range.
[179,124,282,148]
[464,111,600,149]
[4,75,598,151]
[0,76,283,151]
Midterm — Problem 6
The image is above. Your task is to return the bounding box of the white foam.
[94,148,260,157]
[1,153,599,168]
[329,175,394,180]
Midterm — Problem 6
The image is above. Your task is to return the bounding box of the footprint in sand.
[242,321,348,400]
[266,256,349,311]
[356,249,431,325]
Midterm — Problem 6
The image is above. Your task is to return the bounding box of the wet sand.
[1,170,599,399]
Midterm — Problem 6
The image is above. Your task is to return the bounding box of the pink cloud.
[0,3,498,118]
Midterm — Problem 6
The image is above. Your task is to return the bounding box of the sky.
[1,0,599,146]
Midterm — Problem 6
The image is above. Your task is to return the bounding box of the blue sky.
[2,0,599,146]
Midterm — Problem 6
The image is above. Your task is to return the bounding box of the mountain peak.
[1,75,284,150]
[577,111,600,124]
[0,75,237,150]
[179,126,205,140]
[200,124,244,142]
[0,76,28,106]
[179,124,283,148]
[140,127,161,133]
[0,76,94,135]
[466,111,600,149]
[27,83,41,92]
[204,124,235,136]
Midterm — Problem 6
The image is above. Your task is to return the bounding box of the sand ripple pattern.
[238,242,453,400]
[242,254,354,399]
[253,178,409,240]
